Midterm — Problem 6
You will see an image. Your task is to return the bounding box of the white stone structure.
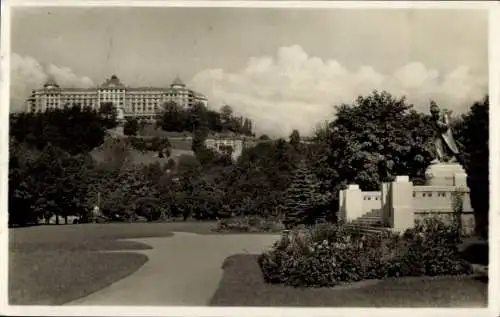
[338,163,474,233]
[204,136,245,161]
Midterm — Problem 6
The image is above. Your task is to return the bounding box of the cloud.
[190,45,487,137]
[10,53,95,112]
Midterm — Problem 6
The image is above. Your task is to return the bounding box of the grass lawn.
[9,222,218,305]
[9,250,148,305]
[210,254,488,307]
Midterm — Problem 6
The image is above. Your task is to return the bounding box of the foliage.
[10,105,108,155]
[99,102,118,129]
[312,90,435,216]
[134,196,164,221]
[281,160,331,228]
[453,95,489,238]
[192,128,208,153]
[123,117,139,136]
[94,166,161,220]
[157,102,253,136]
[158,101,187,132]
[259,219,472,287]
[214,215,285,233]
[93,137,134,171]
[128,136,171,155]
[289,129,301,151]
[9,140,95,225]
[9,91,488,232]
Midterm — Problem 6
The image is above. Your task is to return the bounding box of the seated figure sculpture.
[425,101,466,187]
[429,100,460,164]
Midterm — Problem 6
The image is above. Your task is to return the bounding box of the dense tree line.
[157,101,254,136]
[8,92,489,238]
[10,104,115,155]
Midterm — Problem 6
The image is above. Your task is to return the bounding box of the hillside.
[91,134,195,167]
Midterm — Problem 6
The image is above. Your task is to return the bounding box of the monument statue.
[425,101,467,187]
[429,101,460,164]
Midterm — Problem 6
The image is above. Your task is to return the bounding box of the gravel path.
[66,232,280,306]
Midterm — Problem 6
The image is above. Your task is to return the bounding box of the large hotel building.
[25,74,208,121]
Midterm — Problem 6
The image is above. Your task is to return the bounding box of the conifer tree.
[281,160,329,228]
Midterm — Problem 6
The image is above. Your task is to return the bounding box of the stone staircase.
[344,209,393,236]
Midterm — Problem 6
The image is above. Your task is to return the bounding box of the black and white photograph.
[1,1,496,315]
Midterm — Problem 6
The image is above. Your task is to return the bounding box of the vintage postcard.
[1,1,497,316]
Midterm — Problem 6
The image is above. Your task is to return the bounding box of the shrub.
[393,217,472,277]
[128,136,171,153]
[259,219,472,288]
[214,215,285,233]
[124,118,139,136]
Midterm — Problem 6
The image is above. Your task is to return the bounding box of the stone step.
[343,223,392,236]
[345,223,388,231]
[352,217,384,226]
[357,216,384,221]
[364,209,383,217]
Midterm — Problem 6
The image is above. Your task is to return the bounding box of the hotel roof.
[101,74,125,88]
[171,75,185,87]
[31,74,207,98]
[44,76,59,87]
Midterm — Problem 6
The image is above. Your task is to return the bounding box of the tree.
[166,158,176,171]
[177,154,200,175]
[189,102,209,132]
[9,139,40,226]
[9,143,92,225]
[289,129,301,151]
[206,110,223,132]
[191,128,208,153]
[313,90,435,215]
[98,167,159,220]
[242,118,253,136]
[281,160,330,228]
[454,95,489,238]
[134,197,162,221]
[220,105,233,132]
[159,101,185,132]
[313,120,330,143]
[99,102,118,129]
[10,105,108,155]
[124,117,139,136]
[94,137,133,171]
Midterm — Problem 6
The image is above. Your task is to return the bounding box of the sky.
[10,7,488,137]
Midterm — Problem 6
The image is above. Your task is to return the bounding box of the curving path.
[66,232,280,306]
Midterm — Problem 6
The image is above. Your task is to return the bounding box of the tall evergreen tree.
[281,160,330,228]
[289,129,301,151]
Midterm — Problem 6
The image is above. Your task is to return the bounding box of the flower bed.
[258,218,473,287]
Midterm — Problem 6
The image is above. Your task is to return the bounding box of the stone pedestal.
[390,176,414,232]
[425,162,473,213]
[381,182,391,226]
[425,163,468,187]
[344,184,363,222]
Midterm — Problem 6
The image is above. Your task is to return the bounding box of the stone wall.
[339,174,474,233]
[362,191,382,215]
